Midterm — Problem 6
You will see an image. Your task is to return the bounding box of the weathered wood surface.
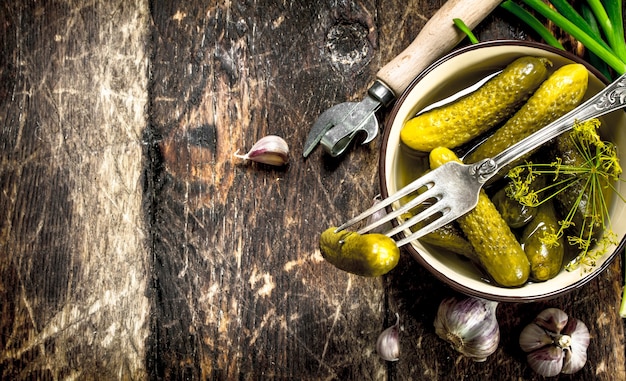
[1,1,150,379]
[1,0,625,380]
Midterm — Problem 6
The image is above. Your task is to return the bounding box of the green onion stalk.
[502,0,626,77]
[453,18,480,44]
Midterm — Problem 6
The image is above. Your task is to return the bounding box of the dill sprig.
[507,119,623,272]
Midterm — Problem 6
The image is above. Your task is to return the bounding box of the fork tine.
[335,171,438,233]
[356,182,440,234]
[384,200,448,238]
[394,208,457,247]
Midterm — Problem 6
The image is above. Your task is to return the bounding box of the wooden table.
[1,1,624,379]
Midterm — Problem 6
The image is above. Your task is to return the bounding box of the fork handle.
[480,73,626,178]
[376,0,501,96]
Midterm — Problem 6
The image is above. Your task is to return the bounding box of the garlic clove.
[534,307,569,333]
[561,318,590,374]
[561,345,588,374]
[433,296,500,362]
[519,322,553,352]
[376,313,400,362]
[568,320,590,352]
[526,345,564,377]
[234,135,289,166]
[562,317,590,342]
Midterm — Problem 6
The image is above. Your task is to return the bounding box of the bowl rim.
[378,39,625,302]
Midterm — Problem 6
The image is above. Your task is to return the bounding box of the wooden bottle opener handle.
[376,0,502,95]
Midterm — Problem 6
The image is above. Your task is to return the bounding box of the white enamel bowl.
[380,40,626,302]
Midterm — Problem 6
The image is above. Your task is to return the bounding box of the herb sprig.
[507,119,623,272]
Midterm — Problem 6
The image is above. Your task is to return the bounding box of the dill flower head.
[506,118,623,271]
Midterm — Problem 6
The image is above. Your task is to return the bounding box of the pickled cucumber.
[492,184,536,229]
[401,56,551,152]
[319,227,400,277]
[416,222,478,262]
[520,200,564,281]
[429,147,530,287]
[466,63,588,164]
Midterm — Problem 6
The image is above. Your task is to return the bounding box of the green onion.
[453,18,479,44]
[506,0,626,74]
[580,4,612,80]
[601,0,626,62]
[501,0,564,50]
[549,0,606,48]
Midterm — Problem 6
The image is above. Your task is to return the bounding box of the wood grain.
[1,1,150,379]
[1,0,625,380]
[148,1,389,378]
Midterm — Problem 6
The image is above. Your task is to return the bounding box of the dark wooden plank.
[147,1,390,378]
[1,1,150,379]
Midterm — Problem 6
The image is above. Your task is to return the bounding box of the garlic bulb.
[376,313,400,361]
[519,308,590,377]
[234,135,289,166]
[433,296,500,362]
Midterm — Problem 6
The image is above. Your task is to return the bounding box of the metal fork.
[336,72,626,247]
